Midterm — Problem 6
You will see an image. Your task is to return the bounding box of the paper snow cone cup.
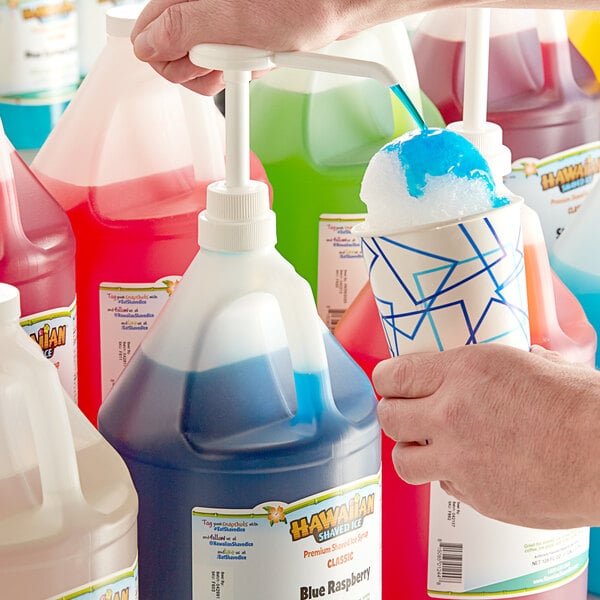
[353,197,530,357]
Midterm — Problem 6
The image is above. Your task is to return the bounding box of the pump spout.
[272,50,399,88]
[189,44,425,139]
[189,43,402,88]
[189,44,418,126]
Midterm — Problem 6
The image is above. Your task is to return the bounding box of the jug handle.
[535,9,580,93]
[7,338,84,504]
[262,254,341,423]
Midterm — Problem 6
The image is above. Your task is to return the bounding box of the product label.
[317,214,368,331]
[505,142,600,250]
[428,483,589,598]
[192,472,382,599]
[20,299,77,402]
[46,559,138,600]
[0,0,79,100]
[99,277,181,400]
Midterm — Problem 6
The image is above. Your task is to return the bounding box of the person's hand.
[129,0,386,95]
[373,343,600,529]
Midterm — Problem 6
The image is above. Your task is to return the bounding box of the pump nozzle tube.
[189,44,423,144]
[272,51,399,87]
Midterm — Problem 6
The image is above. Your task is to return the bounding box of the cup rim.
[352,194,523,238]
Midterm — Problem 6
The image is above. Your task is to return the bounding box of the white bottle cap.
[0,283,21,322]
[106,4,145,38]
[198,180,275,252]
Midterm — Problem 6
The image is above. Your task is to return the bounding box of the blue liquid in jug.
[99,334,380,599]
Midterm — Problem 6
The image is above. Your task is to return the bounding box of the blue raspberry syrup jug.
[98,45,382,600]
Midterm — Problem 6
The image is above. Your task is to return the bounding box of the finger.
[132,1,227,62]
[530,344,567,365]
[131,0,189,39]
[377,397,435,443]
[439,480,466,502]
[146,57,213,85]
[391,442,442,485]
[372,352,447,399]
[180,71,229,96]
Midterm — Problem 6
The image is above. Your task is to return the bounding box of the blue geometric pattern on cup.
[360,216,529,357]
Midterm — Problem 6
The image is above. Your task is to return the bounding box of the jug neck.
[0,156,29,258]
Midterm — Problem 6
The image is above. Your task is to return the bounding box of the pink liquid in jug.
[411,11,600,160]
[0,132,77,399]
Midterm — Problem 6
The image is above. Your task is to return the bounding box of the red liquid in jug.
[36,167,208,424]
[38,151,270,425]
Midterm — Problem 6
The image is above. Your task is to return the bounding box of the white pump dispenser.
[189,44,414,253]
[157,43,425,376]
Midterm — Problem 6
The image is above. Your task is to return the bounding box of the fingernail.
[133,28,156,60]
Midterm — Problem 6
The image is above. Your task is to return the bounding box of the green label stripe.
[54,562,137,599]
[428,555,588,597]
[193,473,381,518]
[511,142,600,172]
[19,302,76,326]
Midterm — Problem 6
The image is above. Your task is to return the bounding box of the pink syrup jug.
[32,5,270,425]
[0,118,77,401]
[411,8,600,250]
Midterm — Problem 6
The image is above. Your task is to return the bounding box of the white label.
[99,277,181,400]
[317,214,368,332]
[20,299,77,402]
[428,483,589,598]
[192,473,382,599]
[0,0,79,99]
[46,558,138,600]
[504,142,600,250]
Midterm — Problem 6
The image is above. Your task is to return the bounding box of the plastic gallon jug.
[411,8,600,249]
[0,119,77,401]
[0,283,138,599]
[250,19,445,331]
[0,0,79,158]
[32,5,270,425]
[98,44,382,599]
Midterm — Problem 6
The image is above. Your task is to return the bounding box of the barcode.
[327,308,346,331]
[438,541,463,583]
